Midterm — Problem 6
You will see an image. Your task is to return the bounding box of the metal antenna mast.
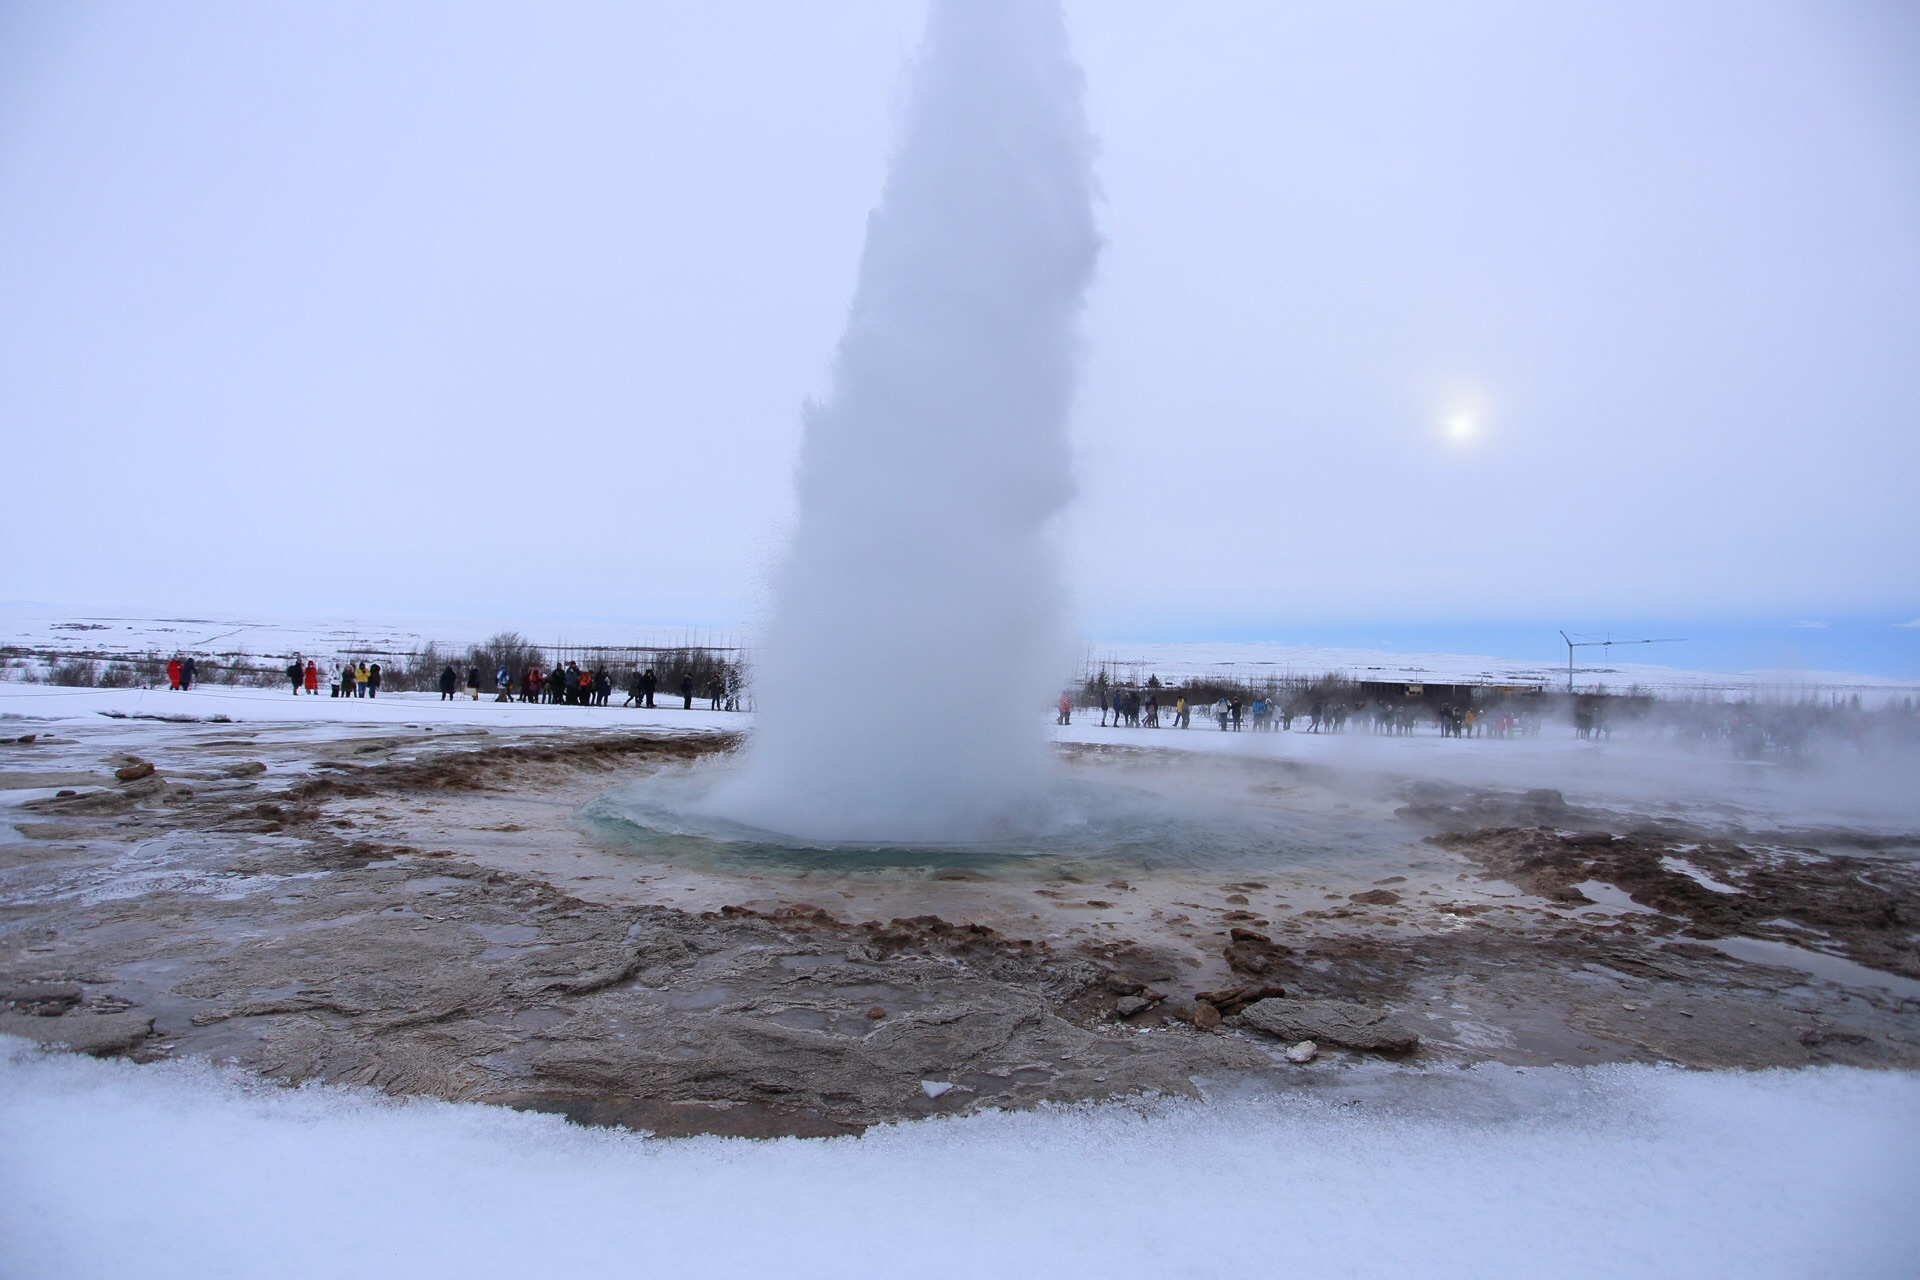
[1558,631,1686,693]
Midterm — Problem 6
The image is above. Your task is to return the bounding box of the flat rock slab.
[0,771,110,791]
[1235,998,1419,1054]
[0,1011,154,1057]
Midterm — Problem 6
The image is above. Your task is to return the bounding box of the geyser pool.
[581,753,1433,879]
[703,0,1100,844]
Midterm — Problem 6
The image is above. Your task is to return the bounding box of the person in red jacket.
[303,660,319,694]
[166,656,182,690]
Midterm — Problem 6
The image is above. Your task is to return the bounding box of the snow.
[8,602,1915,702]
[1079,639,1920,701]
[0,683,742,734]
[2,1041,1914,1279]
[0,600,741,663]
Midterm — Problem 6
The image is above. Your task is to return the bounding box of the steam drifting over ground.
[709,0,1098,843]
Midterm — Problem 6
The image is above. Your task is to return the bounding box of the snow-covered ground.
[7,601,1917,700]
[3,1042,1913,1279]
[1081,639,1920,701]
[0,600,742,665]
[0,681,742,733]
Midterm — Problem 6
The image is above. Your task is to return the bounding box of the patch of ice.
[2,1040,1916,1279]
[1571,880,1663,916]
[1660,856,1741,894]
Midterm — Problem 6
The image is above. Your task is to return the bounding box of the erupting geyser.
[706,0,1099,843]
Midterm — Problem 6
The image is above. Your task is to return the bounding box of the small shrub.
[49,657,98,687]
[97,661,141,688]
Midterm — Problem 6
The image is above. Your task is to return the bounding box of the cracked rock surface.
[4,719,1919,1135]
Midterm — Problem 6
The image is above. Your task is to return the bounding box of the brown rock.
[1196,983,1288,1015]
[0,1010,154,1056]
[1192,1001,1222,1030]
[866,1006,886,1019]
[1,982,83,1015]
[1236,998,1419,1054]
[114,761,155,782]
[1348,889,1401,907]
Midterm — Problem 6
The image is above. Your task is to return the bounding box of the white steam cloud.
[709,0,1099,842]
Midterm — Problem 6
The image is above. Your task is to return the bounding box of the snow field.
[0,682,742,733]
[3,1042,1914,1279]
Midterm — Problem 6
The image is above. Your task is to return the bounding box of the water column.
[707,0,1099,843]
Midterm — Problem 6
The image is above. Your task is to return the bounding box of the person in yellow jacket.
[353,662,370,697]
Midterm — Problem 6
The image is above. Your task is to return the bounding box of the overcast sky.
[2,1,1916,648]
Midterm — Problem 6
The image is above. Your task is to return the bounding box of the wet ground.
[2,713,1916,1135]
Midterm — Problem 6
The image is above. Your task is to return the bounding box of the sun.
[1443,411,1479,444]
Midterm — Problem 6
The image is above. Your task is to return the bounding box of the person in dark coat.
[465,667,481,700]
[680,673,694,709]
[368,662,382,698]
[285,658,304,694]
[181,657,197,690]
[439,664,458,700]
[640,668,657,708]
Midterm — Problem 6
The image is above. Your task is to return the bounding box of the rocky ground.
[3,719,1916,1136]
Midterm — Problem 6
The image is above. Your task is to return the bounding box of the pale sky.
[2,1,1916,645]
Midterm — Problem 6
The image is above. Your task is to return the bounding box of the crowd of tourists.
[1063,685,1536,738]
[426,661,734,712]
[277,659,383,697]
[1064,688,1300,733]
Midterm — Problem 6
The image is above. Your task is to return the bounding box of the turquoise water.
[577,758,1423,878]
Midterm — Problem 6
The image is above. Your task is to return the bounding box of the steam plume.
[709,0,1099,842]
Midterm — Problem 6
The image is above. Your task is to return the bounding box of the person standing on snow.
[285,657,304,694]
[465,667,480,700]
[303,660,318,694]
[167,656,182,690]
[367,662,382,698]
[680,673,694,709]
[1057,693,1072,725]
[438,664,458,700]
[181,657,197,690]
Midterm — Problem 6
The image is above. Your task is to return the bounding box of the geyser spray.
[709,0,1099,842]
